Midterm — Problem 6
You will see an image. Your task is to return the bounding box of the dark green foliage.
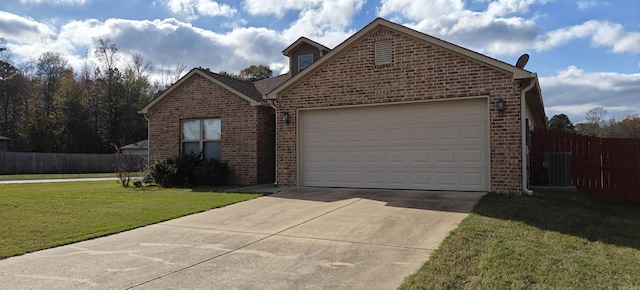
[239,64,272,82]
[192,158,231,186]
[148,154,231,187]
[548,114,575,133]
[0,40,152,153]
[219,64,272,82]
[147,158,178,186]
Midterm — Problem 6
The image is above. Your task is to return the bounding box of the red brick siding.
[147,74,274,185]
[256,108,276,183]
[276,27,524,194]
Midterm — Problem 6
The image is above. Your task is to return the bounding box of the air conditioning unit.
[542,152,571,186]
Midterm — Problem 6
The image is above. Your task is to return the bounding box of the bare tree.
[580,106,608,136]
[153,63,186,93]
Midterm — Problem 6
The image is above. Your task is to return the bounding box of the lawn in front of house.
[0,181,261,259]
[400,190,640,289]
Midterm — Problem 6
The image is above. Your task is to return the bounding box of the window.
[298,54,313,71]
[375,40,392,65]
[182,119,221,160]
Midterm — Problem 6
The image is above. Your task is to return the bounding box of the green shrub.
[192,159,231,186]
[147,154,231,187]
[147,158,178,186]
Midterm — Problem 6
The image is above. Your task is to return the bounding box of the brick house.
[139,69,284,185]
[142,18,546,193]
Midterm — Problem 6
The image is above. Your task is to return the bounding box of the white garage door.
[299,98,489,191]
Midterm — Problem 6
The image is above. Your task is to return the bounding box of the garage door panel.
[300,99,489,191]
[434,171,456,186]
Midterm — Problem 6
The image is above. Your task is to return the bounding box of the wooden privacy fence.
[0,152,145,174]
[531,129,640,202]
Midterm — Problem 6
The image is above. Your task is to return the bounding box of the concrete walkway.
[0,187,484,289]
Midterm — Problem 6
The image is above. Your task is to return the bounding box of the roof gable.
[268,18,535,100]
[282,37,331,57]
[140,68,267,114]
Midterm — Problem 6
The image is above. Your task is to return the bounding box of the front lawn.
[0,181,261,259]
[400,190,640,289]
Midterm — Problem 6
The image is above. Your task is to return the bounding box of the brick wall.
[146,73,275,185]
[256,108,276,183]
[275,27,524,194]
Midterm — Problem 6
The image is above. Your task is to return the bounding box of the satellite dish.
[516,53,529,69]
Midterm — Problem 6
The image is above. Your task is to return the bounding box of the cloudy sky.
[1,0,638,123]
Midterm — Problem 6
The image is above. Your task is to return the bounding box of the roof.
[140,68,270,114]
[200,69,263,102]
[121,139,148,150]
[268,17,537,100]
[282,37,331,57]
[254,74,290,95]
[0,135,9,141]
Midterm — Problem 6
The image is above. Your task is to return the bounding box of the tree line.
[548,107,640,138]
[0,38,184,153]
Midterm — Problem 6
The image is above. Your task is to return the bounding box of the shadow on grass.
[474,190,640,250]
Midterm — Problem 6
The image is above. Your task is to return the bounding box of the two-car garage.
[298,98,489,191]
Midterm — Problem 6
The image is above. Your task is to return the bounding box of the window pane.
[183,142,200,156]
[182,120,200,141]
[299,55,313,70]
[203,119,221,140]
[203,141,220,160]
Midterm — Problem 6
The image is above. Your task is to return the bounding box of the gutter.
[520,76,537,196]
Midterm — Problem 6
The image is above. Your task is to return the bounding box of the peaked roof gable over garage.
[267,18,544,125]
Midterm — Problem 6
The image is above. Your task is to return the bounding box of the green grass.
[0,173,118,181]
[400,190,640,289]
[0,181,261,259]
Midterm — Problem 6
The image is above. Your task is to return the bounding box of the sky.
[0,0,639,123]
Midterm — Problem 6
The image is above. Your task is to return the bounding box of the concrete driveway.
[0,187,484,290]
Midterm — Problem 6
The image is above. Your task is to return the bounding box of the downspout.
[520,77,537,196]
[266,99,279,186]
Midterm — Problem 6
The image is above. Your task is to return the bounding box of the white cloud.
[537,20,640,54]
[281,0,366,47]
[0,11,56,43]
[19,0,87,4]
[376,1,640,57]
[540,66,640,122]
[577,1,610,10]
[377,0,464,22]
[3,15,291,79]
[243,0,323,18]
[376,0,548,55]
[165,0,236,20]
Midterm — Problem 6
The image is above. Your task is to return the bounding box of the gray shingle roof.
[199,69,265,102]
[254,74,290,96]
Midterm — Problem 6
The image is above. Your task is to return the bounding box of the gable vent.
[375,40,392,65]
